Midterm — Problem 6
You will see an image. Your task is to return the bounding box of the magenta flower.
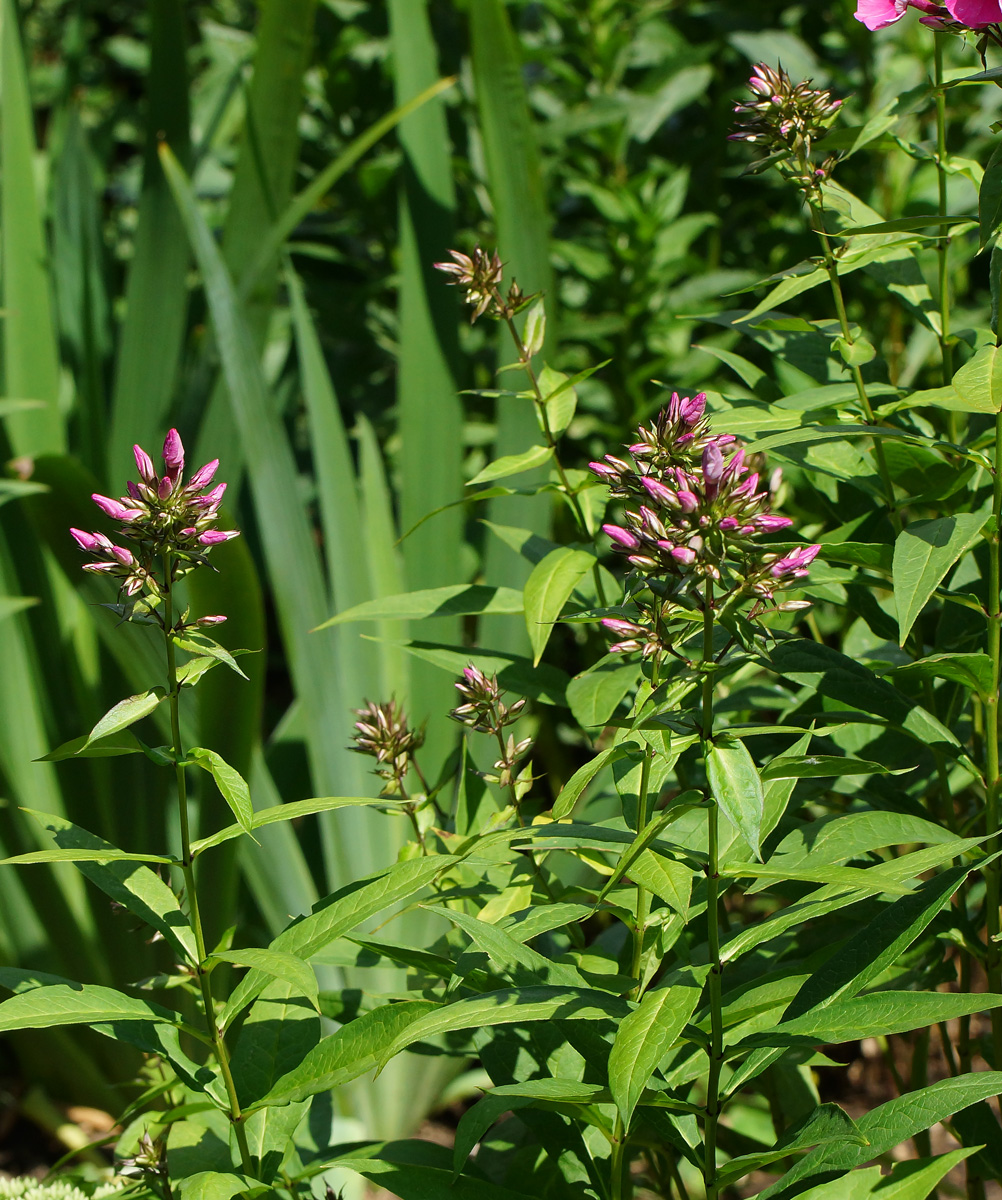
[946,0,1002,21]
[770,545,821,580]
[603,523,641,550]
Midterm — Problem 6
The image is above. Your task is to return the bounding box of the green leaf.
[523,300,546,358]
[759,755,910,780]
[523,547,596,665]
[36,731,143,761]
[376,986,631,1067]
[84,689,166,748]
[609,977,703,1127]
[889,651,994,698]
[21,809,197,964]
[229,978,321,1107]
[981,140,1002,247]
[192,795,402,856]
[764,639,960,752]
[566,660,643,728]
[552,745,635,820]
[436,909,584,987]
[208,949,318,1013]
[537,364,577,438]
[907,344,1002,414]
[720,861,912,895]
[627,851,693,917]
[0,983,184,1033]
[452,1079,604,1179]
[892,509,989,645]
[755,1077,1002,1199]
[332,1146,539,1200]
[173,1174,263,1200]
[468,444,554,486]
[740,991,1002,1049]
[189,748,254,835]
[716,1104,867,1188]
[315,585,524,630]
[222,856,451,1028]
[707,737,765,860]
[254,1000,441,1109]
[0,849,174,867]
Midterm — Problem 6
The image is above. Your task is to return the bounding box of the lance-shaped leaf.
[453,1080,604,1178]
[208,949,319,1013]
[707,736,765,860]
[552,744,636,820]
[739,991,1002,1050]
[468,444,553,486]
[315,584,524,630]
[759,754,912,781]
[221,855,450,1028]
[83,688,166,748]
[524,547,597,665]
[755,1076,1002,1199]
[716,1104,867,1188]
[189,748,254,834]
[253,1000,441,1109]
[609,976,703,1127]
[20,809,196,963]
[893,508,989,645]
[0,983,187,1033]
[375,986,631,1067]
[192,795,404,856]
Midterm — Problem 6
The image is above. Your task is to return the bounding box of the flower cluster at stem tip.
[591,394,819,657]
[450,664,532,792]
[350,698,425,794]
[855,0,1002,32]
[433,247,535,323]
[70,429,238,626]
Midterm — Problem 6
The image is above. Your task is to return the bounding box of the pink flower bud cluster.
[592,404,820,653]
[70,429,238,620]
[589,392,729,492]
[450,663,532,791]
[730,63,842,158]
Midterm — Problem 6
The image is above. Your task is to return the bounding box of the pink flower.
[945,0,1002,22]
[198,529,239,545]
[133,444,155,483]
[770,545,821,579]
[671,546,696,566]
[92,494,141,522]
[640,476,678,506]
[188,459,219,489]
[162,428,185,482]
[589,461,620,482]
[603,523,641,550]
[70,528,101,551]
[601,617,645,637]
[196,614,227,626]
[755,514,794,532]
[854,0,908,29]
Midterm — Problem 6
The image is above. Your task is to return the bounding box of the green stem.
[814,225,900,529]
[934,38,955,395]
[501,310,607,606]
[629,751,653,999]
[984,414,1002,1068]
[701,585,723,1200]
[610,1114,628,1200]
[163,559,253,1177]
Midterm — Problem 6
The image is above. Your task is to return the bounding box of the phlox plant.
[11,6,1002,1200]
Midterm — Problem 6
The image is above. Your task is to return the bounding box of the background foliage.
[3,0,1002,1193]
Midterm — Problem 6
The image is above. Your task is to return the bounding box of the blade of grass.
[470,0,556,655]
[108,0,191,485]
[193,0,318,468]
[0,0,64,455]
[51,106,110,479]
[388,0,463,780]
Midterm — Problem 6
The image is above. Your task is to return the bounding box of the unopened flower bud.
[133,444,156,483]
